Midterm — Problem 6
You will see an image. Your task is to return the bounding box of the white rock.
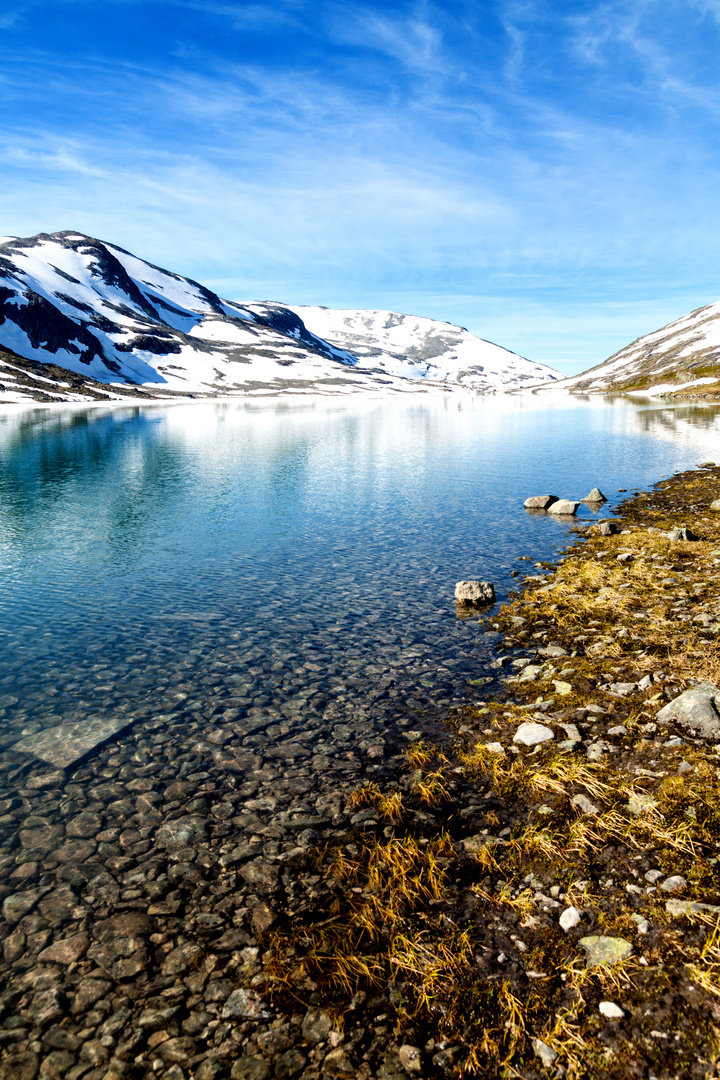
[524,495,559,510]
[455,580,495,605]
[483,742,506,755]
[657,683,720,740]
[513,721,554,746]
[559,906,582,932]
[599,1001,625,1019]
[571,793,599,815]
[548,499,580,516]
[398,1045,422,1073]
[531,1038,558,1067]
[660,874,687,894]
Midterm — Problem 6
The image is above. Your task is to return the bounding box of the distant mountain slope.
[288,306,560,392]
[558,301,720,396]
[0,231,561,401]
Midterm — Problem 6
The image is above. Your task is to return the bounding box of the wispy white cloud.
[2,0,720,372]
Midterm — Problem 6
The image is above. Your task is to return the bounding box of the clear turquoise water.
[0,394,719,747]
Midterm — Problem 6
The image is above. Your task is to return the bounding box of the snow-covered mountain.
[0,231,561,402]
[556,301,720,396]
[287,306,559,392]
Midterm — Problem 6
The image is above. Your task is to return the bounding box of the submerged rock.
[657,682,720,740]
[12,716,134,767]
[455,580,495,605]
[524,495,559,510]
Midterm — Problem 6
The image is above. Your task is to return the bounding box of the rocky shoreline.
[2,463,720,1080]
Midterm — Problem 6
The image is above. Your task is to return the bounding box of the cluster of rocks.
[523,487,607,517]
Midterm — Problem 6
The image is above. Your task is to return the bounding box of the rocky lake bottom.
[2,397,720,1079]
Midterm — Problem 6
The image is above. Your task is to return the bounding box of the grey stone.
[161,942,203,976]
[239,858,280,890]
[666,899,720,917]
[302,1007,333,1043]
[221,988,272,1021]
[657,683,720,739]
[322,1048,356,1077]
[2,888,46,925]
[627,793,657,816]
[571,794,599,815]
[531,1039,558,1067]
[138,1006,182,1029]
[156,817,208,850]
[157,1038,197,1063]
[25,987,66,1025]
[524,496,559,510]
[513,721,554,746]
[667,526,698,541]
[537,645,567,658]
[581,488,607,504]
[660,875,687,894]
[13,717,133,767]
[710,499,720,511]
[37,932,88,965]
[454,581,495,605]
[275,1049,308,1077]
[71,979,112,1015]
[548,499,580,516]
[231,1059,271,1080]
[597,521,620,535]
[599,1001,624,1019]
[578,935,632,967]
[398,1045,423,1073]
[609,682,636,696]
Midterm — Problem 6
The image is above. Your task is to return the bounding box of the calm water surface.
[1,394,720,756]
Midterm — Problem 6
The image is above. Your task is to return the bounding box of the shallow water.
[1,393,720,762]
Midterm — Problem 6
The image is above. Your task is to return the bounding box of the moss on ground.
[264,464,720,1079]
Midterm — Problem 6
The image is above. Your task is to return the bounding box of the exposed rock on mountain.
[0,231,560,401]
[557,301,720,397]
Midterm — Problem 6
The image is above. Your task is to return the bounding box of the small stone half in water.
[13,716,134,768]
[581,487,607,504]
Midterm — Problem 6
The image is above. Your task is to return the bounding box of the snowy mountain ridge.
[0,231,561,402]
[555,301,720,396]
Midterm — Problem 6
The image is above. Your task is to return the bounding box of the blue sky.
[2,0,720,373]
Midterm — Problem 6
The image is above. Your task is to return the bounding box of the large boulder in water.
[455,581,495,605]
[548,499,580,516]
[524,495,558,510]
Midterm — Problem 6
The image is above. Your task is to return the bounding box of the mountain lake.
[1,393,720,778]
